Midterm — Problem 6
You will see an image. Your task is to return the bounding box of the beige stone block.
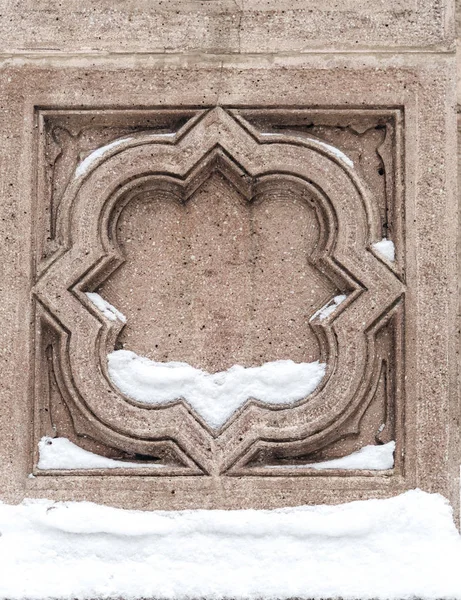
[0,54,457,513]
[0,0,455,55]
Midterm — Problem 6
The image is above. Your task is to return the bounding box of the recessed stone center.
[99,170,338,372]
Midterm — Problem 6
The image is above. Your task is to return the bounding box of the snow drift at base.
[0,489,460,600]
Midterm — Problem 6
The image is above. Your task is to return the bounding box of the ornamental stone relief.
[33,106,405,486]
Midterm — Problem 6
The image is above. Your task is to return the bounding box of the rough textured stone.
[0,53,458,514]
[0,0,455,54]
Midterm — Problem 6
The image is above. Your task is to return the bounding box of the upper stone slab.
[0,0,454,55]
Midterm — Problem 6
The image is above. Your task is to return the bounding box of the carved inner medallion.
[99,171,337,372]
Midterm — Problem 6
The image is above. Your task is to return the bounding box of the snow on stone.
[314,139,354,168]
[310,294,346,322]
[74,137,133,178]
[86,292,126,323]
[108,350,326,429]
[74,132,176,179]
[0,489,460,599]
[260,133,354,168]
[269,441,395,471]
[37,437,164,470]
[373,238,395,262]
[149,132,176,139]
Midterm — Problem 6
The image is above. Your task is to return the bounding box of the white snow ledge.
[108,350,326,429]
[37,437,164,470]
[0,490,460,599]
[267,441,395,471]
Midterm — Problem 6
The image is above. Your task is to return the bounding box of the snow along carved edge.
[264,441,395,471]
[372,238,395,263]
[37,437,165,470]
[107,350,326,430]
[85,290,335,430]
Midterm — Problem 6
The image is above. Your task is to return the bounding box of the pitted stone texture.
[0,0,454,54]
[0,56,457,515]
[100,170,336,371]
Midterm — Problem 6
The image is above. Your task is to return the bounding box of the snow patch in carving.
[260,133,354,168]
[267,441,395,471]
[149,132,176,138]
[310,294,347,322]
[86,292,126,323]
[74,132,177,179]
[107,350,326,429]
[74,137,133,178]
[314,140,354,168]
[373,238,395,262]
[37,437,164,470]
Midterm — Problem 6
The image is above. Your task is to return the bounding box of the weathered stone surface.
[0,0,455,54]
[0,54,457,513]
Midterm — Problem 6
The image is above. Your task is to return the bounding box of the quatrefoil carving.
[34,108,404,475]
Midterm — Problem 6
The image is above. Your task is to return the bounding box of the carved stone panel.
[0,59,457,511]
[32,105,404,481]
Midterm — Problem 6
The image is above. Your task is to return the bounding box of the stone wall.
[0,1,458,517]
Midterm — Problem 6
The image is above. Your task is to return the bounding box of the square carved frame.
[32,104,405,478]
[0,54,457,512]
